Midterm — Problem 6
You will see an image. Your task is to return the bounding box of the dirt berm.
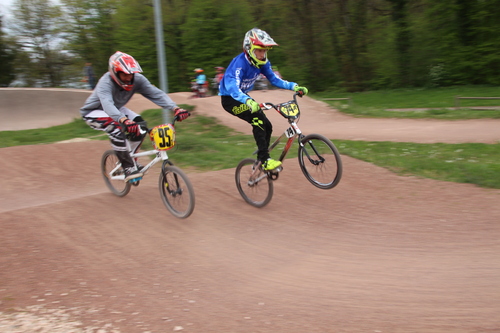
[1,88,499,332]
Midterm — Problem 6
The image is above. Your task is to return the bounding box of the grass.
[335,140,500,189]
[148,108,500,190]
[148,109,255,171]
[312,85,500,119]
[0,118,108,148]
[1,87,500,190]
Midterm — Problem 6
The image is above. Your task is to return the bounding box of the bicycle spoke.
[298,134,342,189]
[235,158,273,207]
[101,150,131,197]
[159,165,195,218]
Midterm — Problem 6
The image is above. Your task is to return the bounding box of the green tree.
[10,0,67,86]
[387,0,412,87]
[467,0,500,85]
[0,15,17,86]
[112,0,192,92]
[6,0,499,91]
[61,0,118,77]
[180,0,252,89]
[113,0,156,79]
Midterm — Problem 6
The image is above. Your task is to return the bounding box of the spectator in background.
[82,62,96,90]
[212,66,225,95]
[215,66,225,84]
[192,68,208,98]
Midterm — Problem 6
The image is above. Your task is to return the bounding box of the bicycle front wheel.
[298,134,342,189]
[159,165,195,219]
[235,158,273,208]
[101,150,131,197]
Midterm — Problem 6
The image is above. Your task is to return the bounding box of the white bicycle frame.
[107,130,172,181]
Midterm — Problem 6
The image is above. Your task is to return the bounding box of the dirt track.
[1,89,500,333]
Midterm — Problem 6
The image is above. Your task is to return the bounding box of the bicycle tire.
[101,150,131,197]
[235,158,273,208]
[159,165,195,219]
[298,134,342,189]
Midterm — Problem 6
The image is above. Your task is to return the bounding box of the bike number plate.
[150,124,175,151]
[285,126,295,138]
[279,101,299,118]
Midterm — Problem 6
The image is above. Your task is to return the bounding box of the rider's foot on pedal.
[262,158,282,171]
[124,167,143,182]
[136,163,145,172]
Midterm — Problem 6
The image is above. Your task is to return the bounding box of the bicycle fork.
[161,160,183,197]
[299,136,326,165]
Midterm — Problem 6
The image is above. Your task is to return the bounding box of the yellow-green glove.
[246,99,260,113]
[293,85,309,96]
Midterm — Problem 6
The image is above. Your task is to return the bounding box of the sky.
[1,0,60,27]
[1,0,61,16]
[0,0,12,11]
[0,0,15,21]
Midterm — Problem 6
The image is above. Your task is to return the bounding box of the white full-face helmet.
[242,28,278,68]
[108,51,143,91]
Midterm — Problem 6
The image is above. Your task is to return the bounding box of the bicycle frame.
[268,120,302,162]
[268,123,328,169]
[101,115,195,218]
[254,94,330,174]
[259,93,306,164]
[106,124,174,181]
[245,95,305,182]
[235,92,343,207]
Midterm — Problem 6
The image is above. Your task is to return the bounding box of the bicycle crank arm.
[247,173,268,186]
[267,166,283,180]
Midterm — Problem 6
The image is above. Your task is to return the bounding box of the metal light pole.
[153,0,170,123]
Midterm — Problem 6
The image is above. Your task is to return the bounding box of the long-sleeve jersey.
[218,52,297,104]
[80,72,178,122]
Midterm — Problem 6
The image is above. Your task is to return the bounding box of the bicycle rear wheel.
[298,134,342,189]
[159,165,195,219]
[235,158,273,208]
[101,150,131,197]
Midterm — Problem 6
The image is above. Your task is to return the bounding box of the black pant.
[221,95,272,162]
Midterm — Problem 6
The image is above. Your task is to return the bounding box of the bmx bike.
[235,92,343,208]
[190,81,208,98]
[101,115,195,219]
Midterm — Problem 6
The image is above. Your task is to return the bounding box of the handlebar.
[259,91,303,111]
[142,114,184,134]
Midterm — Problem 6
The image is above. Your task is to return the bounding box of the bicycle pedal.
[270,166,283,173]
[127,176,143,183]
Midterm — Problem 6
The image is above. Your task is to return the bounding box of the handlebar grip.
[260,103,272,110]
